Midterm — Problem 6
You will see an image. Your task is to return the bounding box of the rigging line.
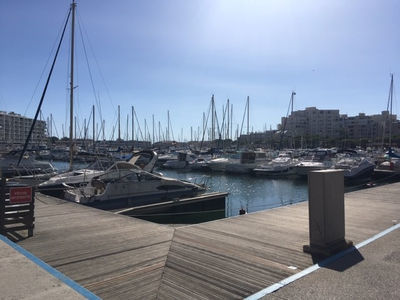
[110,124,115,140]
[77,11,116,115]
[96,105,104,141]
[77,14,103,125]
[221,103,228,139]
[214,107,221,139]
[85,109,93,139]
[18,7,72,166]
[75,117,82,139]
[168,112,175,141]
[279,93,294,149]
[51,116,60,138]
[200,99,212,150]
[239,98,247,138]
[23,10,71,118]
[109,112,117,140]
[133,108,144,141]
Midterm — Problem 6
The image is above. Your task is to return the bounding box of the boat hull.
[66,188,206,210]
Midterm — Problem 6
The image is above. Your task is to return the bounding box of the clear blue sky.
[1,0,399,141]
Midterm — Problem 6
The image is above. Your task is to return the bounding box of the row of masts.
[59,1,255,153]
[45,95,251,144]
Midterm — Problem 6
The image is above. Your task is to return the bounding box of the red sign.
[10,187,32,204]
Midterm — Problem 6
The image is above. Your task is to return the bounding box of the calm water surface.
[160,169,308,217]
[53,161,309,217]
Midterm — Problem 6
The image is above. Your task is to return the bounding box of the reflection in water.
[161,170,308,217]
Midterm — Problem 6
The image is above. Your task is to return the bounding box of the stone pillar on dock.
[303,169,353,257]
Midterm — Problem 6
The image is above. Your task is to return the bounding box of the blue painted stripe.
[0,234,100,300]
[245,223,400,300]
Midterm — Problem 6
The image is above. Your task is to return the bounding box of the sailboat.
[11,1,78,183]
[34,1,211,210]
[376,74,400,174]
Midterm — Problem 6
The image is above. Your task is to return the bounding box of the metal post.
[304,170,352,257]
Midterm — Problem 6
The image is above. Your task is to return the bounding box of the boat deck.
[14,182,400,299]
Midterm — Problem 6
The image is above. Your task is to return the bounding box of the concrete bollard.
[303,169,352,257]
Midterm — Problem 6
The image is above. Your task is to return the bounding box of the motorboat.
[0,150,57,178]
[294,149,333,176]
[207,157,231,172]
[156,152,177,167]
[334,154,375,181]
[189,156,212,171]
[64,164,206,210]
[38,158,115,194]
[39,150,158,195]
[253,152,297,177]
[162,151,196,169]
[225,151,268,174]
[207,152,240,172]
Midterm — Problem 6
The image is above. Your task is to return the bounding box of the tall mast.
[102,120,105,141]
[74,116,77,140]
[291,91,296,148]
[247,96,250,135]
[69,0,76,170]
[50,113,53,137]
[144,119,147,142]
[389,74,394,149]
[291,91,295,114]
[227,99,230,140]
[211,95,215,141]
[126,114,129,141]
[132,106,135,150]
[92,105,95,151]
[118,105,121,141]
[152,114,155,145]
[230,104,233,140]
[158,121,161,143]
[83,118,86,141]
[167,110,170,141]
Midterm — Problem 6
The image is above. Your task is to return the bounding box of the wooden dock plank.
[158,182,400,299]
[13,182,400,299]
[18,194,175,299]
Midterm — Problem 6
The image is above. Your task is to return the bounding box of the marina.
[1,181,398,299]
[1,1,400,298]
[4,149,400,224]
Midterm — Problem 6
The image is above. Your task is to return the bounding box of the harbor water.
[53,160,308,218]
[160,169,308,217]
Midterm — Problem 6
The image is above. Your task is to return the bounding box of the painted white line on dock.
[245,223,400,300]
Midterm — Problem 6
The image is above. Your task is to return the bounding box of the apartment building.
[0,111,47,145]
[280,107,341,138]
[281,108,399,141]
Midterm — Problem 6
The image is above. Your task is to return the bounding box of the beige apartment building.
[281,107,399,141]
[281,107,341,138]
[0,111,47,145]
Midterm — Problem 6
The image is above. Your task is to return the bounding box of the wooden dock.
[16,182,400,299]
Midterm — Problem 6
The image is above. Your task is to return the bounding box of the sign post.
[1,183,35,238]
